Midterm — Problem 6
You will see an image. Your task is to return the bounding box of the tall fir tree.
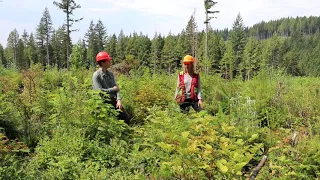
[51,25,68,69]
[70,39,87,69]
[125,32,138,58]
[137,33,151,66]
[0,44,6,67]
[261,32,285,72]
[51,29,58,67]
[207,30,223,71]
[36,13,46,66]
[241,37,260,80]
[151,32,164,74]
[21,30,30,69]
[6,29,19,69]
[175,30,188,69]
[39,7,53,66]
[105,33,117,62]
[16,39,25,69]
[162,31,177,74]
[218,36,226,61]
[229,13,247,76]
[53,0,83,70]
[197,31,206,71]
[283,50,300,76]
[22,30,29,45]
[220,40,235,79]
[306,40,320,76]
[185,12,198,57]
[95,19,107,51]
[198,28,222,73]
[26,33,38,66]
[85,20,98,68]
[116,29,126,63]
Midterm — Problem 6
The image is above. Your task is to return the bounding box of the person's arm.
[115,84,121,101]
[111,73,122,100]
[197,75,202,100]
[174,75,180,99]
[92,73,116,93]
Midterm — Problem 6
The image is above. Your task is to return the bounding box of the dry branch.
[249,155,268,180]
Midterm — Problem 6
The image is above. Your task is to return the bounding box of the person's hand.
[116,100,122,109]
[113,86,119,91]
[198,99,203,108]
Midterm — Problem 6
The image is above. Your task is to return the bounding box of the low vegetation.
[1,65,319,179]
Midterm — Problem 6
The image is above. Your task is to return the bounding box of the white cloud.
[82,0,206,36]
[1,0,320,46]
[86,7,121,13]
[84,0,320,34]
[84,0,204,19]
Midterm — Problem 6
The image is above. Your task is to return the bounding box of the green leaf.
[248,134,259,142]
[98,127,105,131]
[20,149,30,153]
[199,164,210,170]
[235,162,248,170]
[216,159,228,173]
[235,139,244,146]
[181,131,190,138]
[221,123,235,133]
[156,142,174,152]
[177,147,188,155]
[205,144,213,150]
[162,162,172,166]
[279,156,287,162]
[172,158,182,166]
[220,159,227,164]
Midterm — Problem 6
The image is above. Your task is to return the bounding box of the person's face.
[184,62,192,71]
[101,60,111,69]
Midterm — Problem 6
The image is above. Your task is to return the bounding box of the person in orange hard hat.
[92,51,131,124]
[174,55,203,113]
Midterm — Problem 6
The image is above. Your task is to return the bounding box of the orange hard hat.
[96,51,112,62]
[183,55,194,64]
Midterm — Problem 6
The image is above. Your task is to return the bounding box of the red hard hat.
[96,51,112,62]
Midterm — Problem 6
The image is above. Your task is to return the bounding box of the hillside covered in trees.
[1,6,320,77]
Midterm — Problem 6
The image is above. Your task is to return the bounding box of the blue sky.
[0,0,320,47]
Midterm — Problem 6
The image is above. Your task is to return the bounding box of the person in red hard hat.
[174,55,203,114]
[92,51,131,124]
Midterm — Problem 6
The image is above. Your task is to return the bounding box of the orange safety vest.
[178,71,199,102]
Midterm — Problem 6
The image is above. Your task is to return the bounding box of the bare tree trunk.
[92,57,94,69]
[66,8,70,70]
[46,37,49,67]
[153,50,156,74]
[14,48,16,69]
[249,155,268,180]
[46,18,50,67]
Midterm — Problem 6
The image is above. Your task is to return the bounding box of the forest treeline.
[1,7,320,77]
